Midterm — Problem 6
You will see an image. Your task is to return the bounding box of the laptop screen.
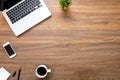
[0,0,21,11]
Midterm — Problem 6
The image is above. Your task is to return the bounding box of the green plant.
[59,0,72,10]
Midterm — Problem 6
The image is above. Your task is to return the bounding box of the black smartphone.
[3,42,16,58]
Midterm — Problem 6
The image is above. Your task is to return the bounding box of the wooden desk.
[0,0,120,80]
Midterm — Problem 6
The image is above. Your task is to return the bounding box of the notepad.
[0,67,10,80]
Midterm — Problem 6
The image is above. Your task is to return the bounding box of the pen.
[12,71,16,77]
[17,67,22,80]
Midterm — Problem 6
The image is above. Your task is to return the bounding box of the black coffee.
[37,67,47,76]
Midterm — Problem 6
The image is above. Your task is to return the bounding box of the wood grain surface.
[0,0,120,80]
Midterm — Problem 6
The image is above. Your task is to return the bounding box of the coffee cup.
[35,65,51,78]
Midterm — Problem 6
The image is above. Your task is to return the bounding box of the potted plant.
[59,0,72,10]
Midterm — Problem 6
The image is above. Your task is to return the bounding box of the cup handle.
[47,69,51,72]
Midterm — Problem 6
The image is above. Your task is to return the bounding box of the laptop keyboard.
[6,0,42,24]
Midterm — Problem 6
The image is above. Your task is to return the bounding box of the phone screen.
[4,44,15,56]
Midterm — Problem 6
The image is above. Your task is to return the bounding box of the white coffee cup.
[35,65,51,78]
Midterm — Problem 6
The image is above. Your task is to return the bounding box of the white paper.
[0,67,10,80]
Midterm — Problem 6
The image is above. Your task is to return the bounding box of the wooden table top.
[0,0,120,80]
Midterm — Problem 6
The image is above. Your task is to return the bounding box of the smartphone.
[3,42,16,58]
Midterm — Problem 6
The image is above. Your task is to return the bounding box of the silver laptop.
[0,0,51,36]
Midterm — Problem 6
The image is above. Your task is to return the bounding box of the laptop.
[0,0,51,36]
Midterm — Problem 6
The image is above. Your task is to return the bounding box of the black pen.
[17,67,22,80]
[12,71,16,77]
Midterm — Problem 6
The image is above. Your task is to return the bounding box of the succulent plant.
[59,0,72,10]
